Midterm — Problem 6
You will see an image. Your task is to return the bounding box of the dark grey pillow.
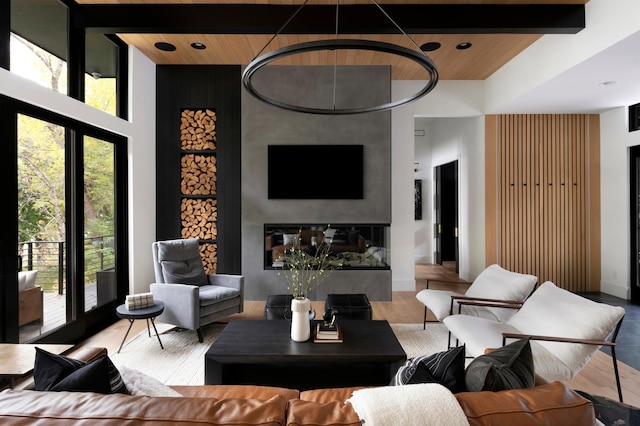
[161,259,207,285]
[464,337,534,392]
[391,346,466,392]
[157,239,208,285]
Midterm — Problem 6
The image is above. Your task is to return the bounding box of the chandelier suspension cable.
[251,0,310,61]
[369,0,425,55]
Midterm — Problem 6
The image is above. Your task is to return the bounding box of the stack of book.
[314,323,343,343]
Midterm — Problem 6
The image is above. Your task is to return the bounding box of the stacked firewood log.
[180,108,218,271]
[181,154,217,195]
[180,109,216,151]
[200,243,218,275]
[181,199,217,240]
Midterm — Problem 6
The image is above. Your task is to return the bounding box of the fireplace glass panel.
[264,224,390,270]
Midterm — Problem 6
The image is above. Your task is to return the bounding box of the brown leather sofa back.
[171,384,299,401]
[455,381,596,426]
[0,381,595,425]
[0,389,287,426]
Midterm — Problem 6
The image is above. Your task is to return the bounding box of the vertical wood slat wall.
[485,114,600,292]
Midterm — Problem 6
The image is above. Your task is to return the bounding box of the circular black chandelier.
[241,0,439,115]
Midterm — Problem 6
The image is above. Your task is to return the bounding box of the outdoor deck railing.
[18,236,115,294]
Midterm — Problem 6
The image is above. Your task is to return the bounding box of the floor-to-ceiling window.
[83,136,117,313]
[3,98,128,344]
[17,114,68,342]
[4,100,128,344]
[2,0,128,344]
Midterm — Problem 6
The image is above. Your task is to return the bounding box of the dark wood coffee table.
[205,319,406,390]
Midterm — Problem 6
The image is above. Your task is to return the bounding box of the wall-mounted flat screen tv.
[268,144,364,199]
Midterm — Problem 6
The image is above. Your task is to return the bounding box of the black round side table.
[115,301,165,353]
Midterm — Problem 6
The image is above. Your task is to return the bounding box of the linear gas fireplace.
[264,224,390,270]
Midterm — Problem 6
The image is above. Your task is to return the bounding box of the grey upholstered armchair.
[150,238,244,342]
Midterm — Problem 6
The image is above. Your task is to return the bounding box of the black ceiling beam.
[75,4,585,35]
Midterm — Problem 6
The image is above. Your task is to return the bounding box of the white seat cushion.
[416,290,464,321]
[443,315,518,357]
[417,289,511,322]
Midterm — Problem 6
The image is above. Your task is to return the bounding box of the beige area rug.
[110,322,450,386]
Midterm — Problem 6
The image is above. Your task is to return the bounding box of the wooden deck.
[19,283,99,342]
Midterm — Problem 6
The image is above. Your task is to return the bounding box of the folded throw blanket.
[347,383,470,426]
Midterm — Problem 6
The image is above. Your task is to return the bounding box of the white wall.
[127,47,157,294]
[414,119,433,264]
[391,81,485,289]
[600,107,640,299]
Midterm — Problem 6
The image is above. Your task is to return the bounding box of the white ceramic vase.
[290,297,311,342]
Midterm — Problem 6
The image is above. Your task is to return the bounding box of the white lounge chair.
[443,281,626,401]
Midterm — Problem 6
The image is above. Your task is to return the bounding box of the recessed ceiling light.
[599,81,618,87]
[420,42,441,52]
[456,42,472,50]
[154,42,176,52]
[191,42,207,50]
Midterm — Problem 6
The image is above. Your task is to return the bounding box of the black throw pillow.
[34,348,128,394]
[34,347,86,391]
[391,346,466,393]
[51,356,113,393]
[464,337,534,392]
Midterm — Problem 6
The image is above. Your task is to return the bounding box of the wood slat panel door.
[486,114,600,292]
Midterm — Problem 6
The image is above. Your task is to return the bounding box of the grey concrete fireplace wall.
[241,65,392,301]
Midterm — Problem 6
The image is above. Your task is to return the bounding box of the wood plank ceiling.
[76,0,589,80]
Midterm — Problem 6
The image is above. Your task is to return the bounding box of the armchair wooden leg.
[197,328,204,343]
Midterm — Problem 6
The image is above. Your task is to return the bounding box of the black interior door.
[434,161,459,271]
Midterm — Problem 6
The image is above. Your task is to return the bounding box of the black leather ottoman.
[325,293,372,320]
[264,294,293,320]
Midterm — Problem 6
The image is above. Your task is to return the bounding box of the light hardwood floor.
[76,263,640,407]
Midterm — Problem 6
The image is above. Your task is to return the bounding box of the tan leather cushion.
[0,389,287,425]
[171,384,299,401]
[291,387,366,426]
[299,386,367,403]
[455,381,596,426]
[287,399,361,426]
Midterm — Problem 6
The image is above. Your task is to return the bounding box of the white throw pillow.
[118,366,182,397]
[323,228,337,244]
[282,233,299,245]
[18,270,38,292]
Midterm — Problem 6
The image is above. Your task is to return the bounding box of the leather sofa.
[0,346,597,426]
[0,381,597,425]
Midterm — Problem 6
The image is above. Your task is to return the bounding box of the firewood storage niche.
[180,108,218,274]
